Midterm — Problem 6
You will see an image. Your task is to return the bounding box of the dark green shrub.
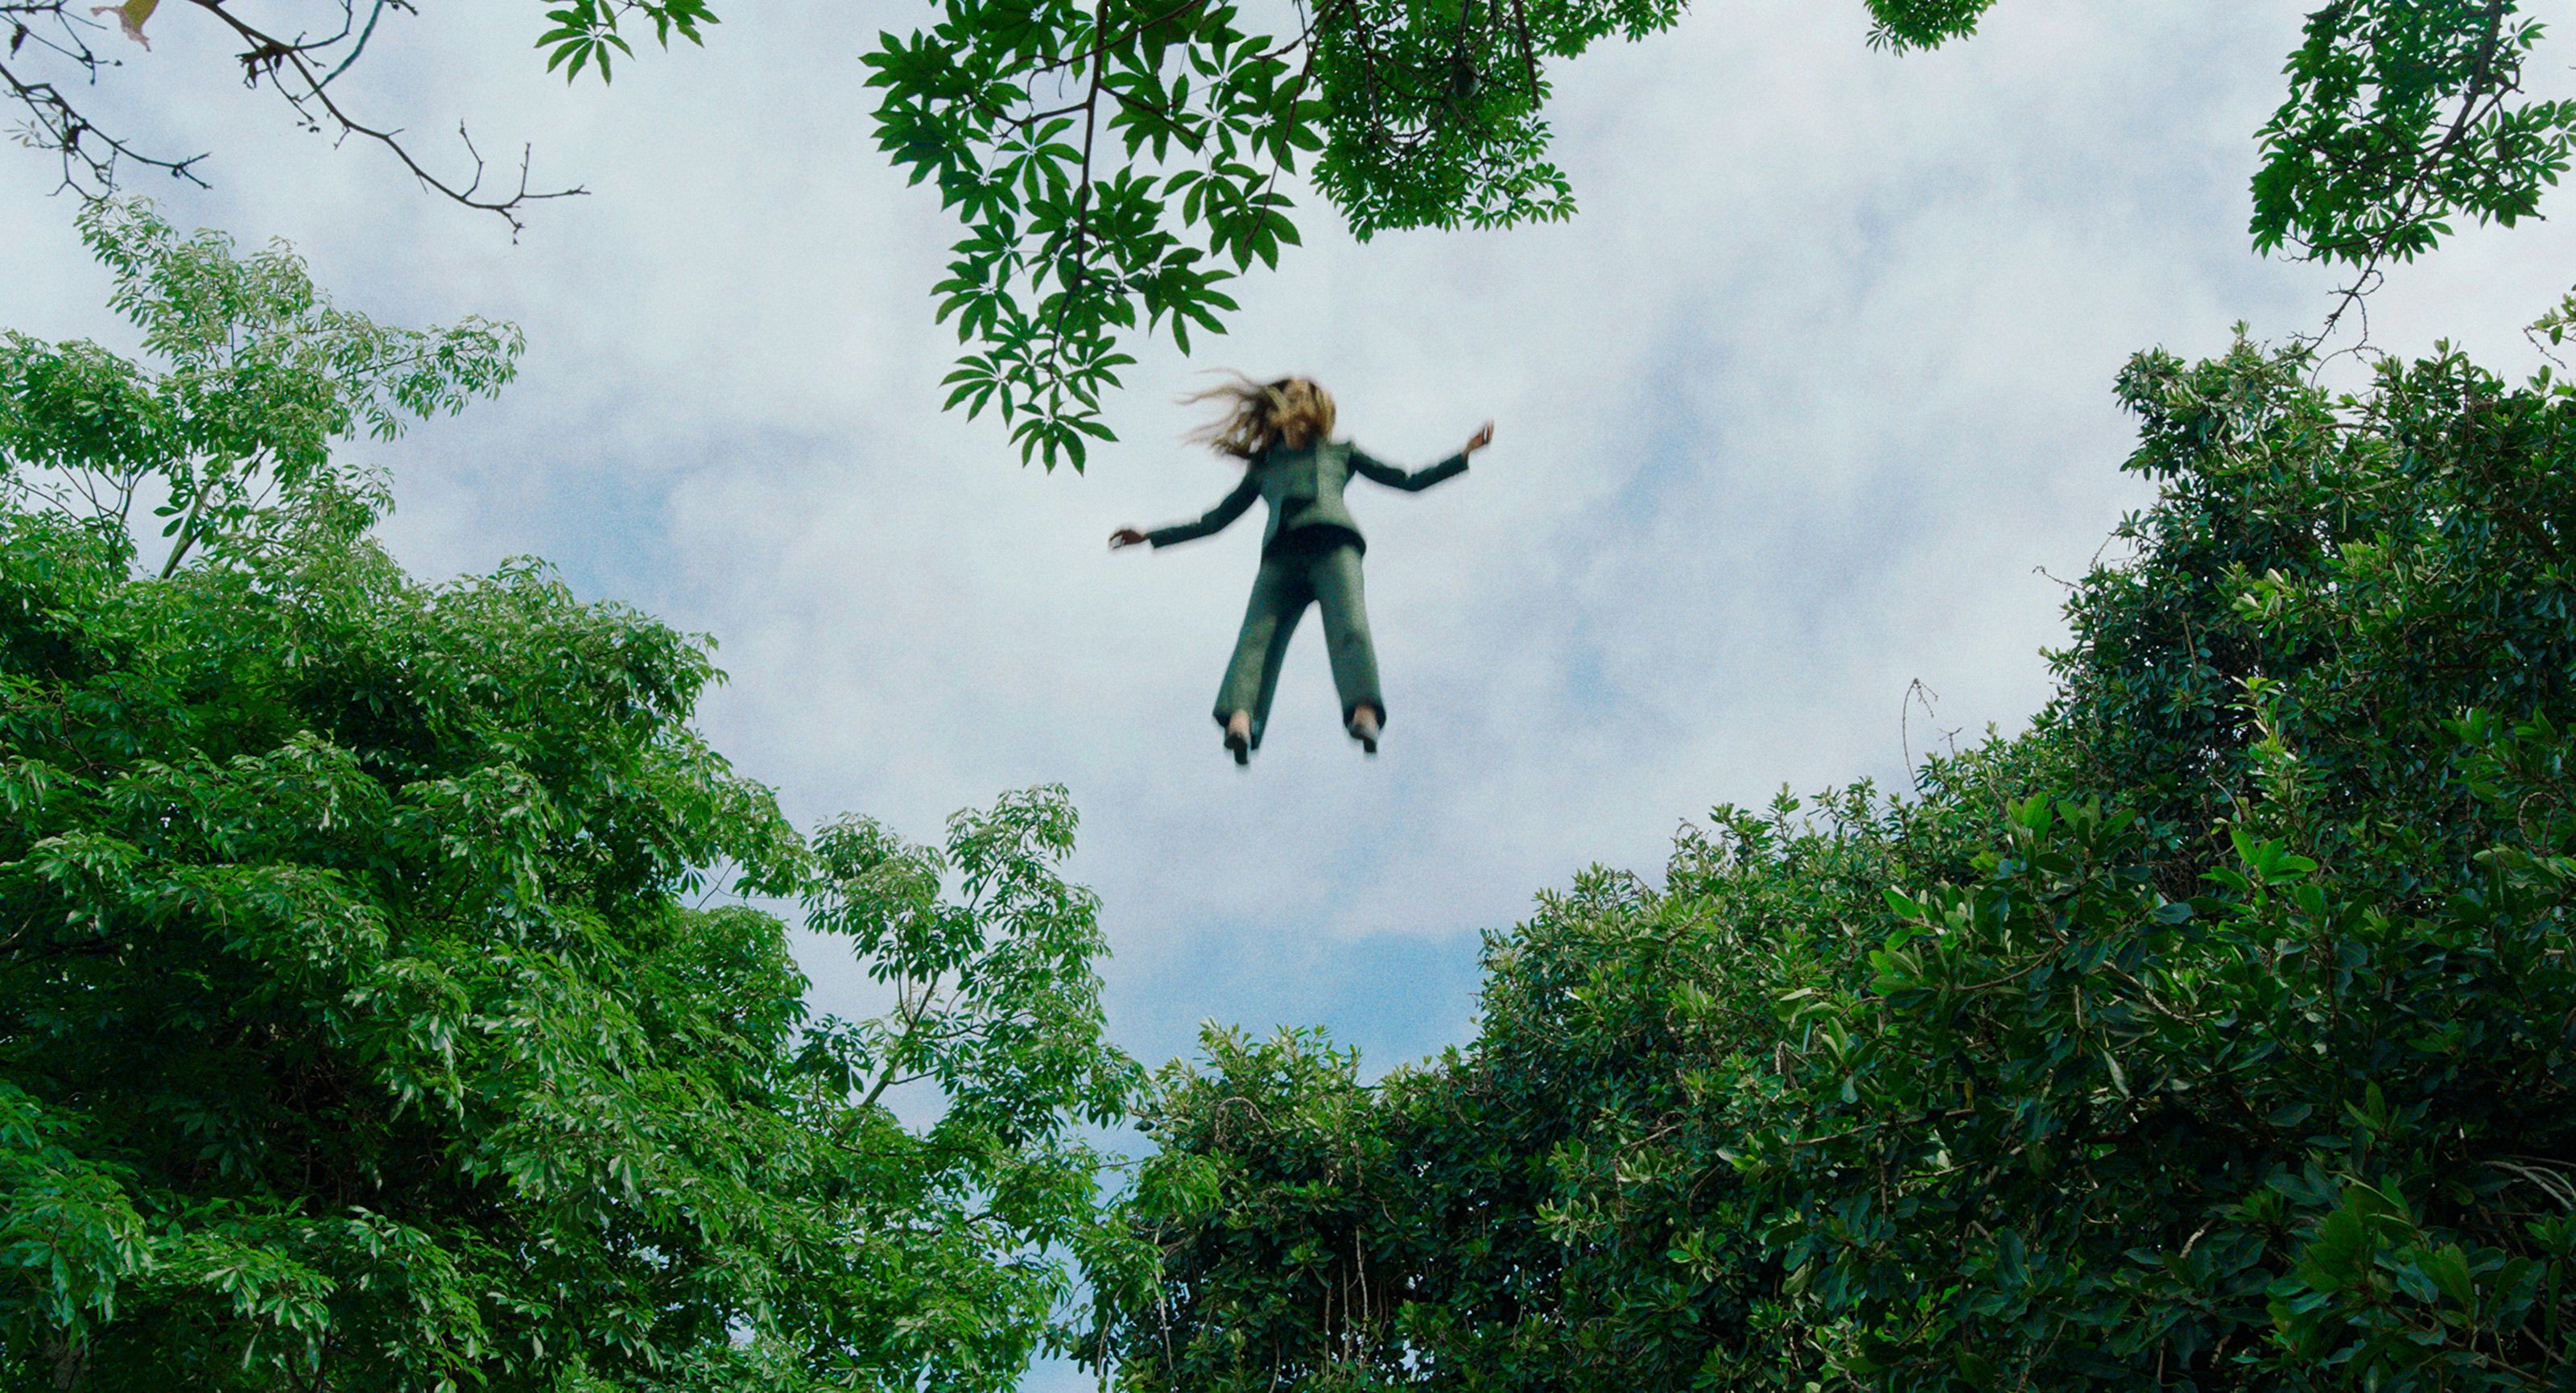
[1100,339,2576,1390]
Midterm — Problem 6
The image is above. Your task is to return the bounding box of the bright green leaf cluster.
[537,0,719,84]
[2252,0,2575,267]
[1860,0,1998,52]
[0,199,522,578]
[861,0,1680,469]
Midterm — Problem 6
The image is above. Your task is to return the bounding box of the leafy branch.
[0,198,522,574]
[863,0,1678,469]
[2253,0,2574,355]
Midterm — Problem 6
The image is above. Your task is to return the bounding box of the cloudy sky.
[6,3,2574,1377]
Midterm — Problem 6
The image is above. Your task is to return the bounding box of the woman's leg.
[1215,557,1313,750]
[1308,544,1385,734]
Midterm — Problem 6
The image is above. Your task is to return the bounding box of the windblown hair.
[1182,373,1337,460]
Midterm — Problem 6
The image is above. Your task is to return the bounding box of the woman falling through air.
[1112,375,1492,764]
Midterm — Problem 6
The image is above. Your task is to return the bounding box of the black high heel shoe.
[1347,709,1380,755]
[1224,727,1250,765]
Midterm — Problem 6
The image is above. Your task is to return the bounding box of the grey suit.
[1147,440,1468,747]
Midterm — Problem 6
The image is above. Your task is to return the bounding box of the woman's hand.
[1463,420,1495,457]
[1109,527,1150,550]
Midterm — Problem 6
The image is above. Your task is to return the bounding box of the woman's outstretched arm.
[1348,420,1494,492]
[1109,471,1261,550]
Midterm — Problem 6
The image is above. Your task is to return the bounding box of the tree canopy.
[0,200,522,578]
[1090,333,2576,1388]
[0,200,1137,1391]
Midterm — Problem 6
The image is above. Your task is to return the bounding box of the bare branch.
[184,0,584,234]
[0,0,582,233]
[0,54,210,196]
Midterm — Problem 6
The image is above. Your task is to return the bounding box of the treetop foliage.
[0,203,1139,1391]
[1089,332,2576,1388]
[0,199,521,577]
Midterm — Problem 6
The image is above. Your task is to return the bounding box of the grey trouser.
[1215,536,1382,748]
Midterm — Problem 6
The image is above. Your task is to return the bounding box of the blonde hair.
[1182,373,1337,459]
